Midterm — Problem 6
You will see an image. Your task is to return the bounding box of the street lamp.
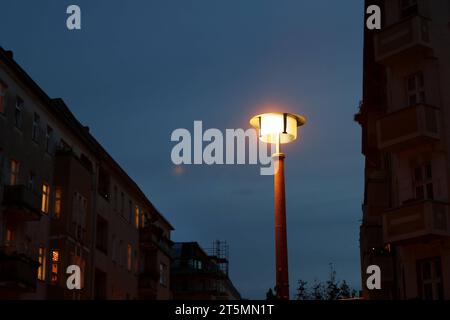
[250,112,306,300]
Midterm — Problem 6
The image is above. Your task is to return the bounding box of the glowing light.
[250,112,306,144]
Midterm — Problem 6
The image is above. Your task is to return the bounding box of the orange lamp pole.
[273,139,289,300]
[249,112,306,301]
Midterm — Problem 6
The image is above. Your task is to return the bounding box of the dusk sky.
[0,1,365,298]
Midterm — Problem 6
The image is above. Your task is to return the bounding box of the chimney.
[84,126,90,133]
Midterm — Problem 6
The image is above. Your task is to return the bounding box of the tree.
[339,280,351,299]
[325,263,340,300]
[266,288,277,301]
[295,263,359,300]
[295,279,309,300]
[311,279,325,300]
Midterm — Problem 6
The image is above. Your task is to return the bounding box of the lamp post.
[250,112,306,300]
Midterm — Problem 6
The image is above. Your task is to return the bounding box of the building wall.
[358,0,450,300]
[0,49,173,300]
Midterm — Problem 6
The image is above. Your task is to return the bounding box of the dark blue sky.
[0,1,364,298]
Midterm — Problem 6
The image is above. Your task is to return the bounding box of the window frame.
[37,246,47,281]
[41,182,50,214]
[0,80,7,115]
[10,159,20,185]
[14,96,23,130]
[406,72,425,107]
[32,113,40,143]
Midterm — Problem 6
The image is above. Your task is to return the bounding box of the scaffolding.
[206,240,229,276]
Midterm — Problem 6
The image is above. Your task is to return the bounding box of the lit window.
[0,80,6,114]
[54,187,62,219]
[45,126,53,153]
[41,183,50,214]
[135,206,140,229]
[51,250,60,284]
[5,228,13,245]
[32,113,40,142]
[14,96,23,129]
[127,244,132,271]
[10,159,19,185]
[37,247,46,281]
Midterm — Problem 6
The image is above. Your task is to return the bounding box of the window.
[160,263,167,286]
[407,72,425,106]
[119,240,124,266]
[51,250,60,284]
[120,192,124,216]
[413,162,434,200]
[0,80,7,114]
[112,235,117,263]
[140,210,146,228]
[135,205,140,229]
[127,244,132,271]
[10,159,19,185]
[27,171,35,191]
[14,96,23,129]
[54,187,62,219]
[400,0,418,19]
[32,113,40,142]
[98,167,111,200]
[113,186,118,211]
[128,200,132,223]
[96,215,108,254]
[134,250,139,274]
[45,125,53,153]
[417,257,443,300]
[72,192,87,240]
[0,149,4,184]
[37,247,46,281]
[5,228,13,246]
[41,183,50,214]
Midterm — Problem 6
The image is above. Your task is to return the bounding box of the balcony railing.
[2,185,42,221]
[383,200,450,244]
[0,244,39,293]
[374,15,433,64]
[139,225,173,257]
[376,104,439,151]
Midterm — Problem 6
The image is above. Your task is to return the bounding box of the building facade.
[171,241,241,300]
[357,0,450,299]
[0,47,173,299]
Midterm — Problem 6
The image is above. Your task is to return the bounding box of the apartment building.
[0,47,173,299]
[356,0,450,299]
[171,241,241,300]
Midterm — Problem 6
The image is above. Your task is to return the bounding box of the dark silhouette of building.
[356,0,450,299]
[0,47,173,299]
[171,241,241,300]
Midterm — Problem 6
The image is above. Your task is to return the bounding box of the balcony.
[374,16,433,64]
[138,272,159,299]
[376,104,439,151]
[0,246,39,294]
[383,200,450,244]
[2,185,42,221]
[140,225,173,257]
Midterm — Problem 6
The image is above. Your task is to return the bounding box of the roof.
[0,47,174,230]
